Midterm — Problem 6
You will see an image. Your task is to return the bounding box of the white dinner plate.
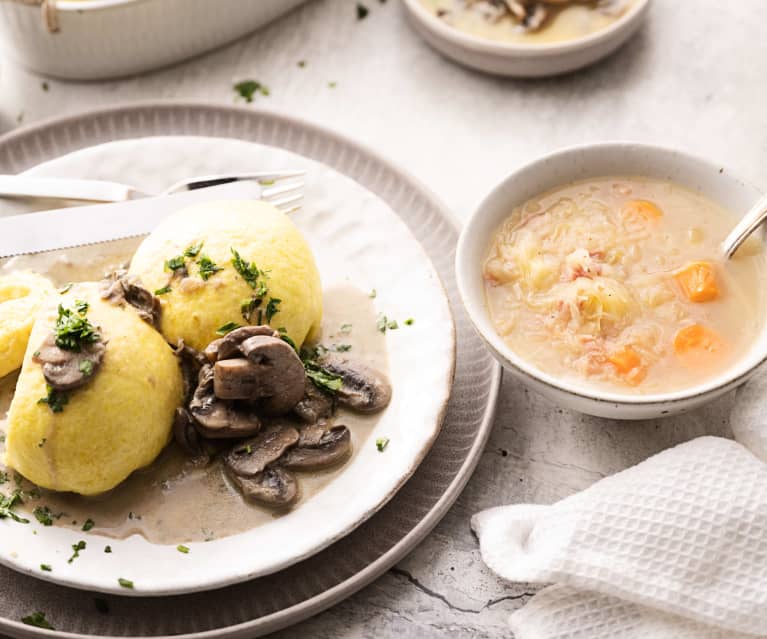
[0,135,455,596]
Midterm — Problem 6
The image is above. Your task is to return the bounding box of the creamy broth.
[421,0,638,45]
[0,241,387,543]
[483,177,767,394]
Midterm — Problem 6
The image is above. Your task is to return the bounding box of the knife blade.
[0,181,263,258]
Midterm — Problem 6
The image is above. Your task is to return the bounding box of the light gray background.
[0,0,760,635]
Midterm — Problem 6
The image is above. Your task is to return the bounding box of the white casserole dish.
[0,0,310,80]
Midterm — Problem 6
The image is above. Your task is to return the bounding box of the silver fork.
[0,171,305,213]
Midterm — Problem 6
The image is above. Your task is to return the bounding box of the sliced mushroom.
[99,270,161,327]
[293,382,335,425]
[173,406,208,460]
[203,338,224,363]
[212,341,306,415]
[317,353,392,413]
[282,425,352,470]
[222,424,299,477]
[216,326,279,361]
[231,466,298,507]
[188,365,262,438]
[33,333,105,391]
[174,340,207,403]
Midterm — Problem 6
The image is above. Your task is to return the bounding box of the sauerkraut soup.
[483,177,767,394]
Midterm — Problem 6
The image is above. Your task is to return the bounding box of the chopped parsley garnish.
[303,360,343,394]
[297,60,307,68]
[104,545,112,554]
[82,518,95,531]
[177,544,190,554]
[240,297,262,323]
[356,3,369,20]
[37,385,69,413]
[231,248,264,289]
[54,301,100,351]
[216,321,241,336]
[376,314,399,333]
[369,288,377,298]
[404,318,415,326]
[94,598,110,614]
[41,81,49,91]
[0,490,29,523]
[328,81,337,89]
[265,297,281,322]
[68,540,86,564]
[184,241,203,258]
[198,255,223,281]
[165,255,186,272]
[376,437,389,452]
[339,323,352,334]
[154,285,172,296]
[118,577,134,589]
[22,611,53,630]
[33,506,57,526]
[59,283,73,294]
[40,564,52,572]
[79,359,94,376]
[331,344,352,352]
[277,327,298,351]
[234,80,270,103]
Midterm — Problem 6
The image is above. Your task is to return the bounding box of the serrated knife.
[0,181,264,259]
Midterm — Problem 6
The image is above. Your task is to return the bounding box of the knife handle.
[0,175,138,203]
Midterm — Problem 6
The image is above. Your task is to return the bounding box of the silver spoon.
[721,193,767,259]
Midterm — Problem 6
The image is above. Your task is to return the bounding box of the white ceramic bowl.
[0,0,309,80]
[456,143,767,419]
[402,0,650,77]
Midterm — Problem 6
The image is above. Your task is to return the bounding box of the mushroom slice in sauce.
[33,333,105,391]
[293,382,335,425]
[282,425,351,470]
[223,424,300,477]
[99,270,161,327]
[174,340,207,403]
[216,325,279,361]
[317,353,392,413]
[173,406,209,462]
[188,365,262,438]
[231,466,298,507]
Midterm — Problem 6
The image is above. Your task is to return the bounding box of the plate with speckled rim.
[0,103,500,638]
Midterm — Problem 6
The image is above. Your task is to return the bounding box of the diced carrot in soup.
[623,199,663,221]
[673,261,719,302]
[673,324,726,369]
[608,346,647,385]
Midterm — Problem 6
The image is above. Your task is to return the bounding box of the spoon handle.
[721,193,767,259]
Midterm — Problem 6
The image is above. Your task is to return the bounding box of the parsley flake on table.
[376,437,390,452]
[40,564,52,572]
[104,545,112,554]
[22,611,53,630]
[234,80,270,103]
[216,321,242,336]
[356,2,369,19]
[118,577,134,589]
[82,518,95,531]
[297,60,307,68]
[177,544,190,554]
[369,288,377,298]
[404,318,415,326]
[376,314,399,333]
[68,540,86,564]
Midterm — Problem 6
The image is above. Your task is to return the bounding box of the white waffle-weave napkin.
[472,436,767,638]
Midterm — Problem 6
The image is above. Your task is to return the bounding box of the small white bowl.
[456,143,767,419]
[0,0,310,80]
[402,0,650,77]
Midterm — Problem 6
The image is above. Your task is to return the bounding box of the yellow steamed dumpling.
[4,283,184,495]
[128,200,323,351]
[0,271,55,379]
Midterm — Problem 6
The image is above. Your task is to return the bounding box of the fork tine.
[261,180,304,200]
[270,193,304,210]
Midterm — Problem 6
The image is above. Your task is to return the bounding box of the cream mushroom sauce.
[0,240,388,544]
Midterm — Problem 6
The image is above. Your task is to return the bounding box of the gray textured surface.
[0,0,757,635]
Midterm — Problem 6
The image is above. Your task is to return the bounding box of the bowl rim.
[401,0,651,57]
[456,141,767,407]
